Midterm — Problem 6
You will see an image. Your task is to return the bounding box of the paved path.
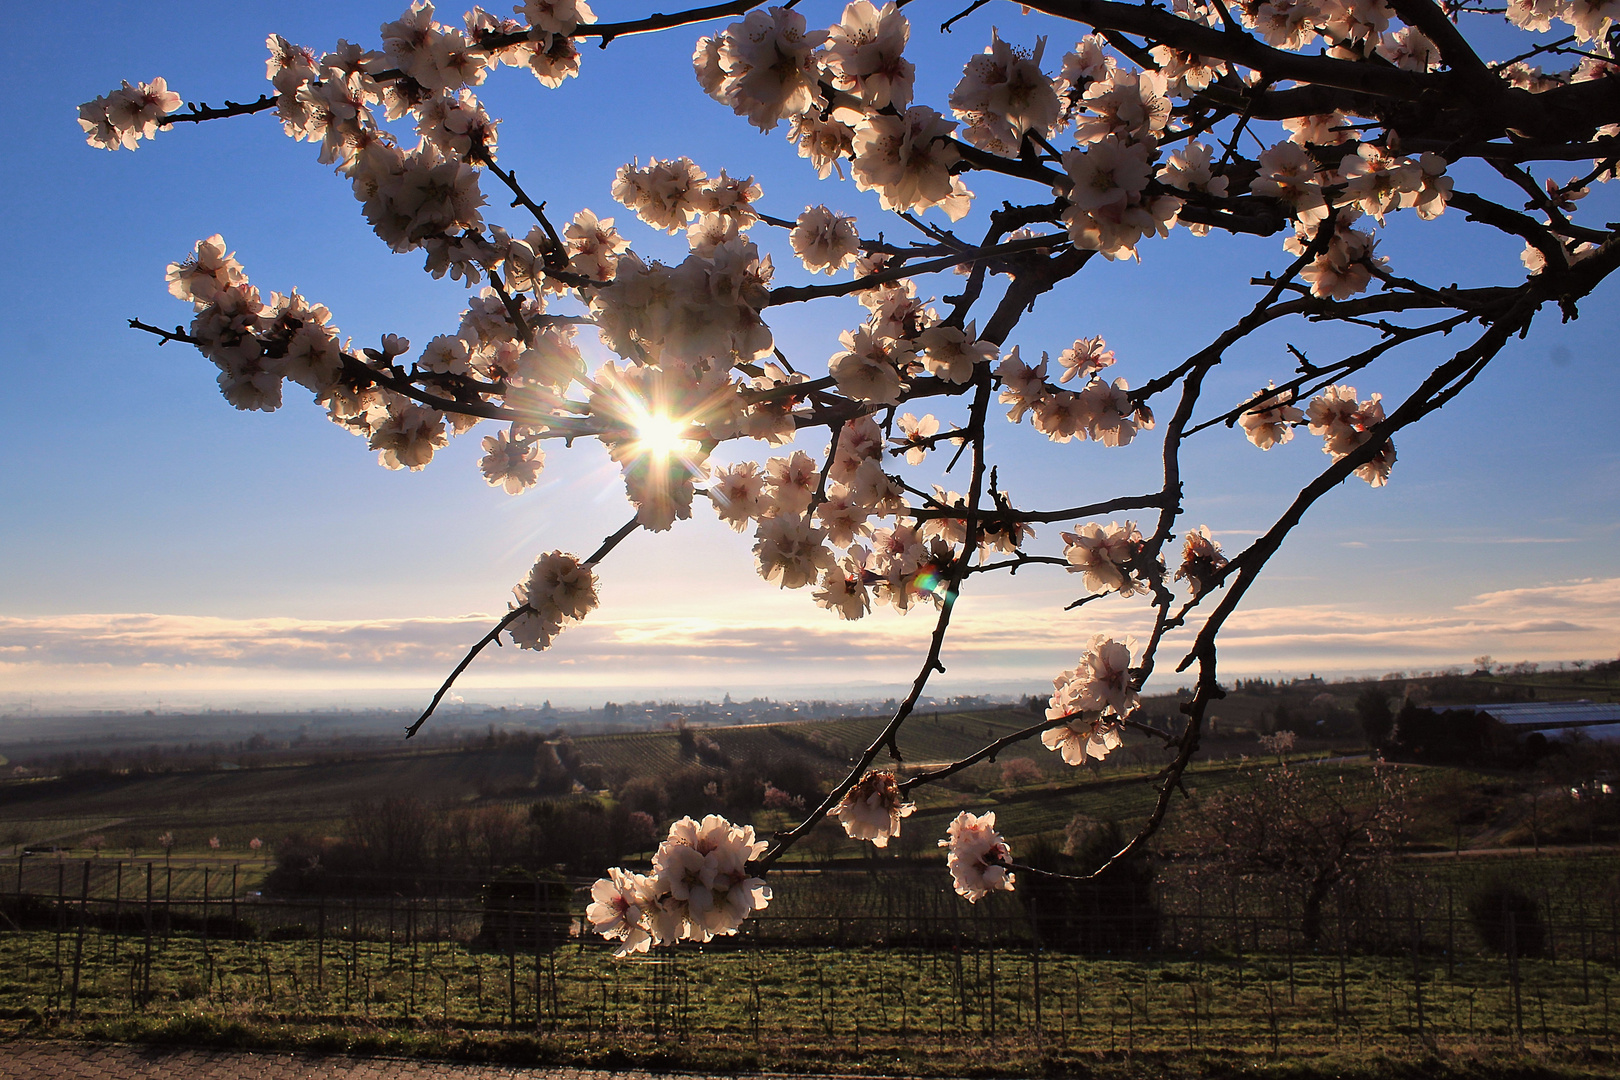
[0,1043,760,1080]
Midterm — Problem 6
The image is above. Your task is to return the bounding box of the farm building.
[1459,702,1620,746]
[1390,700,1620,762]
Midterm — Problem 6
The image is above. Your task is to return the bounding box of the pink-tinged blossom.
[589,241,774,367]
[829,327,909,404]
[765,450,820,516]
[940,811,1015,902]
[1405,154,1453,220]
[850,464,907,513]
[1049,634,1139,720]
[1375,25,1439,70]
[828,415,884,484]
[419,333,472,375]
[167,235,247,308]
[521,0,595,37]
[1283,214,1386,300]
[1073,68,1171,145]
[1564,0,1620,42]
[710,7,828,132]
[507,549,598,651]
[1336,143,1422,224]
[710,461,768,530]
[79,78,183,151]
[848,456,906,515]
[1174,525,1228,598]
[860,277,936,340]
[1053,34,1114,114]
[479,429,545,493]
[754,513,835,589]
[948,30,1061,155]
[791,205,861,275]
[1061,137,1180,260]
[787,110,856,179]
[997,347,1050,423]
[1239,383,1306,449]
[1042,714,1122,764]
[586,867,655,957]
[564,209,629,282]
[1149,9,1227,95]
[265,290,344,396]
[1506,0,1562,31]
[893,412,941,465]
[1061,520,1147,596]
[589,815,770,954]
[692,170,764,229]
[612,157,708,234]
[851,107,973,220]
[823,1,915,111]
[369,399,448,471]
[1251,141,1329,224]
[416,88,497,160]
[1307,385,1396,485]
[352,142,487,253]
[1063,136,1151,212]
[916,322,995,384]
[1055,335,1115,383]
[1283,111,1355,146]
[1157,142,1228,234]
[813,552,873,620]
[1032,389,1093,443]
[834,771,915,846]
[1247,0,1324,51]
[1086,377,1146,446]
[813,486,872,548]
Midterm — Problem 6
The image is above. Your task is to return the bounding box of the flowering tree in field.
[1183,757,1408,943]
[87,0,1620,952]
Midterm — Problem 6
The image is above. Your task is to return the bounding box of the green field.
[2,927,1616,1078]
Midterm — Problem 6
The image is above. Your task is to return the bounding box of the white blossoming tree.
[86,0,1620,951]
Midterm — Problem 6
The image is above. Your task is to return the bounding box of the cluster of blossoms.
[1306,385,1397,485]
[1239,382,1395,485]
[1043,635,1141,764]
[586,815,771,955]
[79,78,181,150]
[1062,520,1154,597]
[996,344,1147,447]
[508,551,599,651]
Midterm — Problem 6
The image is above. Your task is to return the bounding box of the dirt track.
[0,1042,771,1080]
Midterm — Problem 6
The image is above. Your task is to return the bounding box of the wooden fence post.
[68,861,90,1018]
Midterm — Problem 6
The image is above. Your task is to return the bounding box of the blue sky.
[1,2,1616,710]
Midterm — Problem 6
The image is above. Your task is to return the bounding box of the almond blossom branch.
[757,366,996,872]
[159,94,278,126]
[405,515,640,739]
[897,714,1071,793]
[766,232,1069,306]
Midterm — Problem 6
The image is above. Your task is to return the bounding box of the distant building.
[1459,701,1620,728]
[1453,701,1620,749]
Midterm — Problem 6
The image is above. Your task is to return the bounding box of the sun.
[633,413,688,459]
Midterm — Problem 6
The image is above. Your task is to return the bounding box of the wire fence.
[2,855,1618,1056]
